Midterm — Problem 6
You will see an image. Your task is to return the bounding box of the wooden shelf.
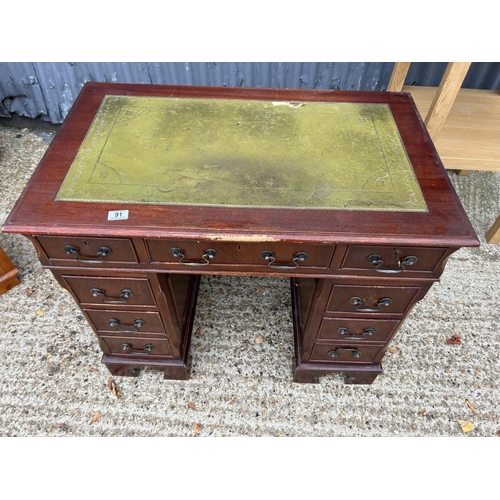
[405,86,500,172]
[388,62,500,243]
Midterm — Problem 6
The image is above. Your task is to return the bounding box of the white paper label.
[107,209,129,221]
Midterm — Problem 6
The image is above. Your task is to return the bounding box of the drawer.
[326,284,421,315]
[63,276,156,307]
[340,245,447,274]
[318,317,401,342]
[145,239,334,270]
[99,335,172,356]
[310,343,384,363]
[36,236,138,265]
[83,309,165,335]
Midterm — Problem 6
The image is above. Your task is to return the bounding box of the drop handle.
[349,296,392,312]
[260,251,309,269]
[327,348,362,359]
[108,318,146,333]
[367,250,418,273]
[170,247,218,265]
[121,343,155,354]
[90,288,133,304]
[64,245,112,264]
[337,327,375,340]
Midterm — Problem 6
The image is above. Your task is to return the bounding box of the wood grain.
[405,86,500,172]
[486,215,500,244]
[3,83,479,248]
[387,62,411,92]
[0,245,19,295]
[424,62,471,141]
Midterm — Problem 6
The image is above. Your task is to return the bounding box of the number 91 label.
[107,210,129,221]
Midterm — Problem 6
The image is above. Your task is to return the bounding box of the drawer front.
[310,343,384,363]
[340,245,447,274]
[318,317,400,343]
[36,236,138,265]
[99,335,172,356]
[326,284,421,315]
[63,276,156,307]
[84,309,165,335]
[145,239,334,269]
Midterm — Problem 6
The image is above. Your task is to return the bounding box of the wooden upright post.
[387,62,411,92]
[424,62,471,142]
[486,216,500,244]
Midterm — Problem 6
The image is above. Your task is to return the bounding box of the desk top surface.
[55,95,426,212]
[4,83,478,247]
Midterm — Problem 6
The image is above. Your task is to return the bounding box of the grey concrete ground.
[0,116,499,437]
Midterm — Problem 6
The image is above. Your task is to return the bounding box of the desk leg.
[293,360,383,385]
[102,356,193,380]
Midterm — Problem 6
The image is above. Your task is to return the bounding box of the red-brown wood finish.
[2,83,479,384]
[0,245,19,296]
[4,83,478,248]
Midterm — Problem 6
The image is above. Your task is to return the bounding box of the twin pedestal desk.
[4,83,479,384]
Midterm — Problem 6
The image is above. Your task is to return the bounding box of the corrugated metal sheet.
[147,62,396,90]
[0,62,498,123]
[404,62,500,88]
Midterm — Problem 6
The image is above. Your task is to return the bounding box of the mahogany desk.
[3,83,479,384]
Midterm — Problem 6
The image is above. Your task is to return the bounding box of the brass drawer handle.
[349,296,392,312]
[121,343,154,354]
[337,327,375,340]
[108,318,146,333]
[64,244,112,264]
[260,251,309,269]
[327,348,362,359]
[90,288,133,304]
[367,250,418,274]
[170,247,218,266]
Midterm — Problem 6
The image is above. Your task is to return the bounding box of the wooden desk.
[3,83,479,384]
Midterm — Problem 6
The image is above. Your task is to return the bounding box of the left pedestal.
[50,267,201,380]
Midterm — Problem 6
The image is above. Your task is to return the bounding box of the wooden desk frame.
[3,83,479,385]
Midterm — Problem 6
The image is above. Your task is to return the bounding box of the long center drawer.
[145,239,334,269]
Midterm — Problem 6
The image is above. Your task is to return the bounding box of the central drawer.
[145,239,334,270]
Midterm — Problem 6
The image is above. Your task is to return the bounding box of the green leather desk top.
[56,95,427,212]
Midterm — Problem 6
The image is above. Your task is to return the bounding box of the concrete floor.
[0,115,499,437]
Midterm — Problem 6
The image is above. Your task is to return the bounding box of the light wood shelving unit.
[388,62,500,243]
